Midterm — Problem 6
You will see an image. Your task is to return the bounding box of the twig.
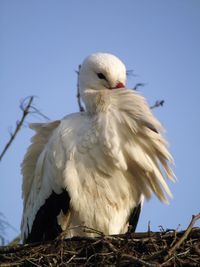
[0,263,22,267]
[25,259,41,267]
[162,213,200,264]
[126,69,135,77]
[150,100,165,109]
[56,225,103,242]
[0,96,34,161]
[133,83,145,90]
[82,225,104,236]
[0,241,42,254]
[104,239,118,253]
[103,238,159,267]
[121,254,159,267]
[76,65,85,112]
[66,254,76,264]
[28,106,50,121]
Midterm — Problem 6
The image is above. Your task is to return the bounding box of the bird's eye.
[97,73,107,80]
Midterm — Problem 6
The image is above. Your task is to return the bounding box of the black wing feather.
[128,202,141,232]
[26,190,70,243]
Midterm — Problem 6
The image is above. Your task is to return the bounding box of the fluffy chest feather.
[58,113,141,236]
[65,167,138,236]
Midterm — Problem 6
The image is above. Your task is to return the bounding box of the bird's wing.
[22,112,106,242]
[109,89,175,203]
[128,202,142,232]
[22,120,60,206]
[21,120,72,243]
[83,88,174,203]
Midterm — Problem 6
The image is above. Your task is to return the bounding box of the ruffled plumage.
[21,53,174,243]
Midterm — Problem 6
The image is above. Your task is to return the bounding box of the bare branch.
[133,83,145,90]
[121,254,158,267]
[150,100,165,109]
[162,213,200,264]
[76,65,85,112]
[0,96,34,162]
[0,213,17,246]
[126,69,135,77]
[29,106,50,121]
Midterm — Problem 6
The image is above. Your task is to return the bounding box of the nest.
[0,214,200,267]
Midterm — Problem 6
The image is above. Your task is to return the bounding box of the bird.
[21,52,174,244]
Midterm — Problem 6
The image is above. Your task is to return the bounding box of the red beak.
[115,82,125,89]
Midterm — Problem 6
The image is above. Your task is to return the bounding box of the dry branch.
[0,96,34,161]
[133,83,146,90]
[0,96,50,162]
[163,213,200,264]
[76,65,85,112]
[150,100,165,109]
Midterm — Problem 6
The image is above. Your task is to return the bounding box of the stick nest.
[0,215,200,267]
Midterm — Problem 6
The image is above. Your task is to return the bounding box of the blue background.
[0,0,200,242]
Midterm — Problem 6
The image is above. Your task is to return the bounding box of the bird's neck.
[81,89,112,114]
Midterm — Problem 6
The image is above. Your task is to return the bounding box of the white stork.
[21,53,174,243]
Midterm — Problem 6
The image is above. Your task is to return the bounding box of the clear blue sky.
[0,0,200,243]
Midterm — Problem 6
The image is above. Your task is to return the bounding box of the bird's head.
[79,53,126,100]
